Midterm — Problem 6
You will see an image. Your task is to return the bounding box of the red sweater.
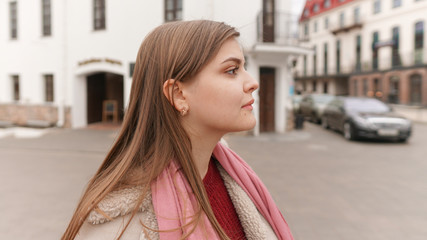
[203,159,247,240]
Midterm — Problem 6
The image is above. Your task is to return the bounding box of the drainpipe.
[57,0,68,127]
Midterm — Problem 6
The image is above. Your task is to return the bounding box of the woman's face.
[181,37,259,137]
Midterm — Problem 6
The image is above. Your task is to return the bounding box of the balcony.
[256,11,300,45]
[253,11,312,57]
[361,50,426,72]
[294,49,427,78]
[330,15,365,35]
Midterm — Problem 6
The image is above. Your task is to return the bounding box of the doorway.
[259,67,275,132]
[86,72,124,124]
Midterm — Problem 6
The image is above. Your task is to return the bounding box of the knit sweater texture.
[203,159,246,240]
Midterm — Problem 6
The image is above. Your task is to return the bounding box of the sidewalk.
[392,104,427,123]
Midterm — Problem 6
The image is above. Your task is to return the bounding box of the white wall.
[1,0,298,131]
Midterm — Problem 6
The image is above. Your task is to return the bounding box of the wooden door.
[263,0,275,42]
[259,67,275,132]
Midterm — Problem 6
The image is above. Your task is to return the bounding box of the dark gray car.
[321,96,412,142]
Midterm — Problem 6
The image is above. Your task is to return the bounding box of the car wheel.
[397,137,408,143]
[343,122,356,140]
[321,116,329,129]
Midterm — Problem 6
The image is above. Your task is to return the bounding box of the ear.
[163,79,188,112]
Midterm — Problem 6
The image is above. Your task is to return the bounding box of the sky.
[292,0,305,16]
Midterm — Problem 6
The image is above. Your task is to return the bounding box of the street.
[1,122,427,240]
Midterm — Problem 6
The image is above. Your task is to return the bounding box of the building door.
[259,67,275,132]
[262,0,275,42]
[87,72,124,124]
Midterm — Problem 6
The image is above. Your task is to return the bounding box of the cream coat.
[76,165,278,240]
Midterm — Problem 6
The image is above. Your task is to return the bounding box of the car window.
[312,95,335,103]
[345,98,390,112]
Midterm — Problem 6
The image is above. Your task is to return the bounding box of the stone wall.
[0,104,58,127]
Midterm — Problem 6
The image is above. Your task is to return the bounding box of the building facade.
[295,0,427,107]
[0,0,309,134]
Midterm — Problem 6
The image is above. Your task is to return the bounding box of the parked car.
[299,94,335,123]
[321,96,412,142]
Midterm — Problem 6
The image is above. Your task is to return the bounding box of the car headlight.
[352,115,377,130]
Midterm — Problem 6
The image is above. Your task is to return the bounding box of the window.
[363,79,368,96]
[410,74,422,104]
[313,46,317,75]
[336,40,341,73]
[324,43,328,75]
[392,0,401,8]
[353,79,358,96]
[314,21,318,33]
[12,75,20,101]
[374,0,381,14]
[388,76,400,103]
[165,0,182,22]
[303,8,309,17]
[415,21,424,64]
[373,78,382,98]
[392,27,401,67]
[312,81,317,92]
[304,23,309,36]
[323,82,328,93]
[354,7,360,24]
[303,55,307,76]
[44,74,54,102]
[339,12,345,28]
[372,32,379,70]
[129,63,136,77]
[324,0,331,8]
[324,17,329,29]
[42,0,51,36]
[10,2,18,39]
[93,0,106,30]
[356,35,362,71]
[313,3,319,13]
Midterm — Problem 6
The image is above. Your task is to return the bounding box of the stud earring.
[180,108,187,116]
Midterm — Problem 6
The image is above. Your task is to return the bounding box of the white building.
[0,0,309,134]
[295,0,427,106]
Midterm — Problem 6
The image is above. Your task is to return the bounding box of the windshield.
[345,98,390,112]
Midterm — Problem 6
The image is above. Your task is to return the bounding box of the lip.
[242,99,254,110]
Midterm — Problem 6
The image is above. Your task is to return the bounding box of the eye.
[226,66,239,75]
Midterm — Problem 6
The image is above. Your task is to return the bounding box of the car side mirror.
[338,106,345,112]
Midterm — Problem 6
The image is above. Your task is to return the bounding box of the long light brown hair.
[62,20,239,240]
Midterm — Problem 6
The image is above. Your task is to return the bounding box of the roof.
[299,0,356,22]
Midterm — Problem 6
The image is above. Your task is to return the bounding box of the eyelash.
[226,66,239,75]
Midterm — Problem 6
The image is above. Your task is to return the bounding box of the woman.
[62,20,293,240]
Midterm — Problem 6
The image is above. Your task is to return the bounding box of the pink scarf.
[151,142,294,240]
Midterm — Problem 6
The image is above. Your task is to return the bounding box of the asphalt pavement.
[1,122,426,240]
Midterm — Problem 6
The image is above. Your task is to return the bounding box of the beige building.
[294,0,427,107]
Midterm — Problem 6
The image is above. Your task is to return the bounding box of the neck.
[190,133,222,179]
[182,123,223,179]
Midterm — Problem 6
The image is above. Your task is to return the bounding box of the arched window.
[388,76,400,104]
[410,74,422,105]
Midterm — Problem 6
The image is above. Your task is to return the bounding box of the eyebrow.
[221,57,243,65]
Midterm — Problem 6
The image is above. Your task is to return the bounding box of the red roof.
[299,0,356,22]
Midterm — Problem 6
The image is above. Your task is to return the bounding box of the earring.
[180,108,187,116]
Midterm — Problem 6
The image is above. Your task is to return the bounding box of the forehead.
[212,38,244,63]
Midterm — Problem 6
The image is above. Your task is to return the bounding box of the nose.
[244,72,259,93]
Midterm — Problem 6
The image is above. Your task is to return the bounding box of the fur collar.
[87,186,150,224]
